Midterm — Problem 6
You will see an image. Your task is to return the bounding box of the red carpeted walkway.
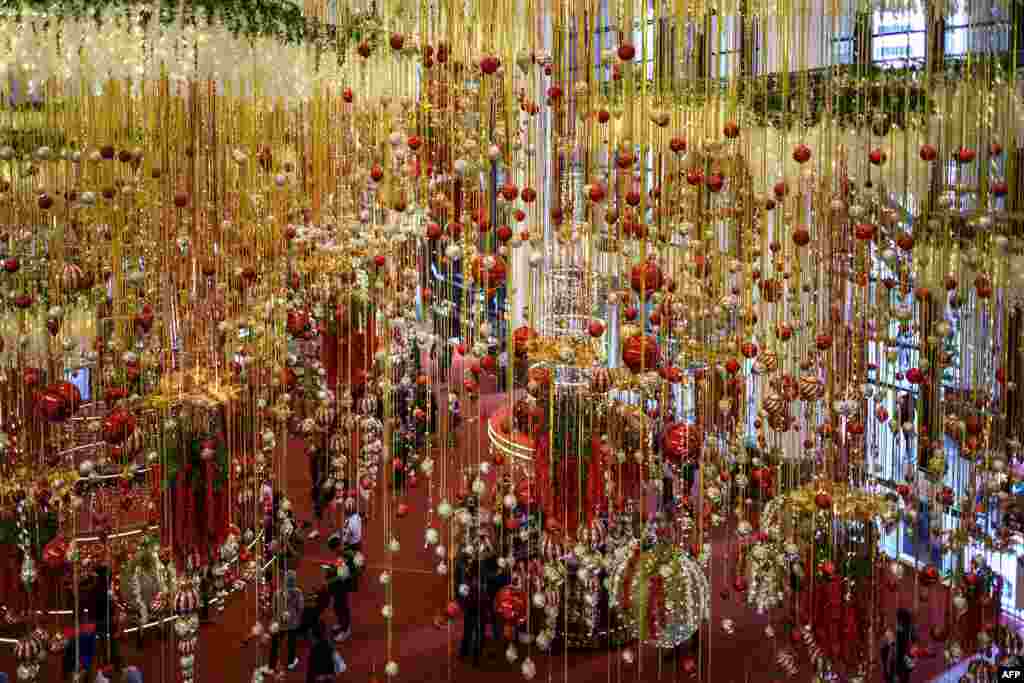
[0,368,982,682]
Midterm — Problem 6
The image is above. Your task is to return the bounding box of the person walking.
[483,551,510,650]
[92,565,121,671]
[305,621,336,683]
[61,613,96,682]
[308,444,333,540]
[326,497,362,642]
[881,608,917,683]
[269,570,304,671]
[123,666,142,683]
[661,460,675,514]
[455,552,485,664]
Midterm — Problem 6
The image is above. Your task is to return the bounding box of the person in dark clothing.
[308,445,325,540]
[682,463,696,497]
[662,461,675,513]
[456,553,485,663]
[269,571,304,671]
[92,566,120,671]
[882,608,917,683]
[265,489,280,551]
[62,617,96,681]
[300,584,331,630]
[326,532,359,642]
[198,566,213,624]
[483,554,510,645]
[305,621,335,683]
[310,473,336,541]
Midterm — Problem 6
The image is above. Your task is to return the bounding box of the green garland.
[0,0,422,60]
[596,57,1013,129]
[0,510,58,548]
[161,434,229,492]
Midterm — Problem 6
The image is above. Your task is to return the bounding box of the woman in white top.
[328,497,362,642]
[341,497,362,551]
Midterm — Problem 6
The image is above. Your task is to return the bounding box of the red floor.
[0,370,980,682]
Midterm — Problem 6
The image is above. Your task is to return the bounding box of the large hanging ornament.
[662,422,702,464]
[621,334,660,373]
[610,541,710,648]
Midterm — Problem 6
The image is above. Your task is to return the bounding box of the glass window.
[832,14,857,65]
[945,6,1011,58]
[756,8,855,74]
[710,15,740,78]
[965,545,1019,614]
[872,10,926,66]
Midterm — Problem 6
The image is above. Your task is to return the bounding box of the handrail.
[0,536,264,645]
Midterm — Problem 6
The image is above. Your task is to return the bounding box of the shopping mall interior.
[0,0,1022,681]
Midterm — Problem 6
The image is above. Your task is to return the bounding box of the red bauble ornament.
[955,147,976,164]
[706,173,725,192]
[587,320,605,338]
[630,260,664,295]
[36,390,69,422]
[814,492,832,509]
[480,55,501,74]
[494,586,528,625]
[49,381,82,416]
[662,422,701,464]
[102,408,137,444]
[792,227,811,246]
[622,335,660,373]
[617,43,636,61]
[921,564,940,586]
[472,255,507,287]
[286,309,310,337]
[869,148,887,165]
[512,325,536,356]
[855,222,877,240]
[42,535,68,570]
[670,137,687,154]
